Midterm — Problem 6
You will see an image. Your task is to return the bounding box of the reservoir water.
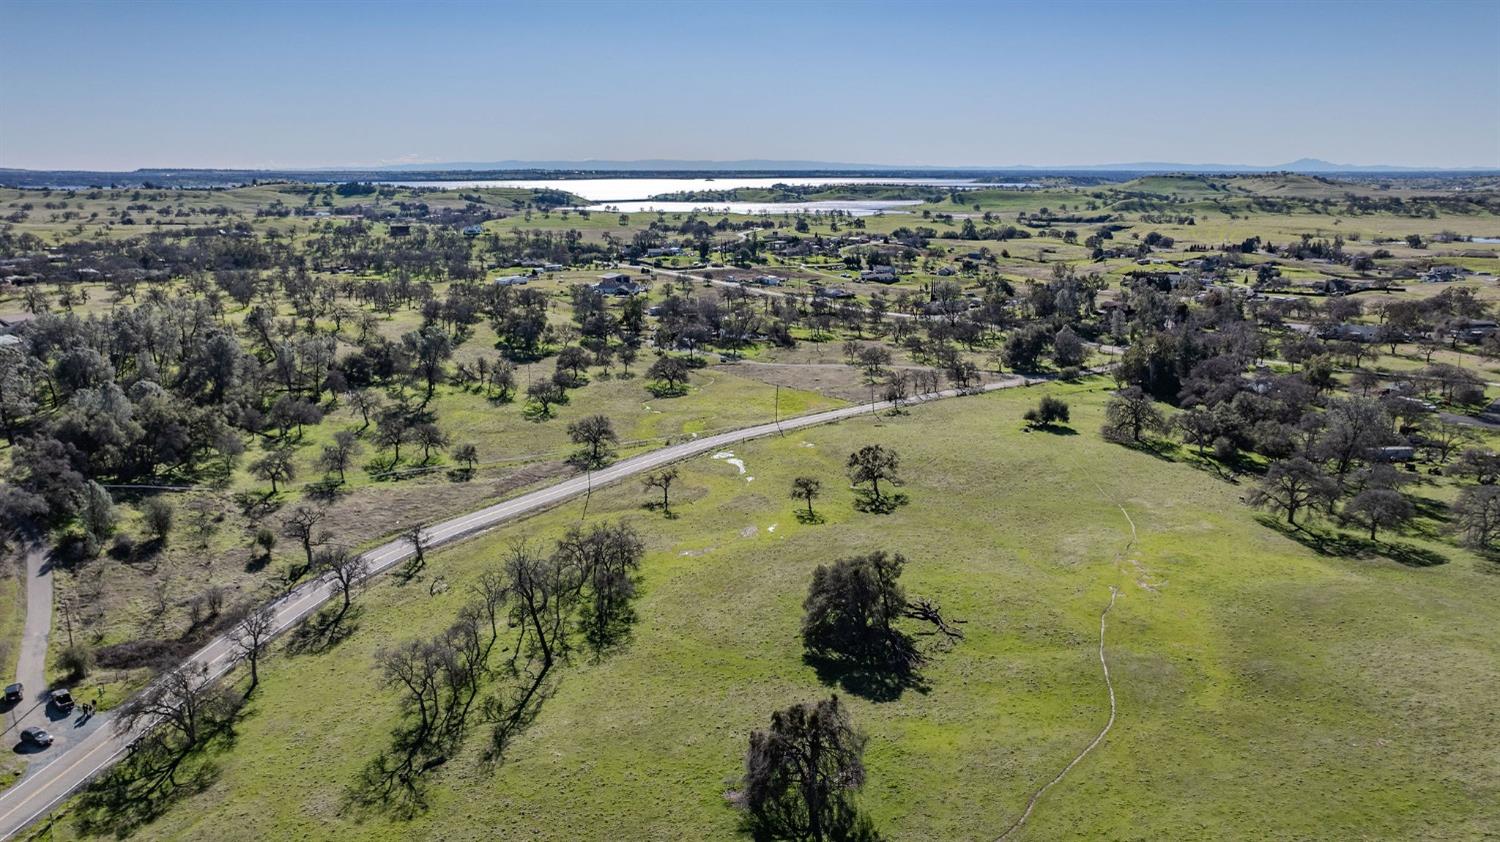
[578,199,923,216]
[385,176,1032,202]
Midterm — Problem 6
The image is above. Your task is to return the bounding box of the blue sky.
[2,0,1497,170]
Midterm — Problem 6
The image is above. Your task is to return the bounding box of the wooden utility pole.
[60,597,75,648]
[581,467,592,521]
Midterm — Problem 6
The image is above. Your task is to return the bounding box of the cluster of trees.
[0,229,1136,551]
[1099,279,1500,554]
[734,548,961,840]
[361,521,645,810]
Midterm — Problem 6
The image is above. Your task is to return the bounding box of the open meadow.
[33,382,1500,841]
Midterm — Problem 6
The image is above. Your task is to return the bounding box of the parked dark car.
[20,726,52,747]
[49,688,74,712]
[3,683,21,704]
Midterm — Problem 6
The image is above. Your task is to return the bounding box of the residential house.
[1370,445,1416,463]
[594,273,646,296]
[1420,265,1465,283]
[1319,323,1382,342]
[1452,319,1499,342]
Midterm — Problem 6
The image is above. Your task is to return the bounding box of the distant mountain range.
[371,157,1495,174]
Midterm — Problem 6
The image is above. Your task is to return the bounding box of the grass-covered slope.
[52,381,1500,840]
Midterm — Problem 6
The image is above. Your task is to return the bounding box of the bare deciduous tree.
[643,467,679,515]
[232,603,278,696]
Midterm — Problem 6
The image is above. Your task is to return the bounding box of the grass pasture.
[45,381,1500,841]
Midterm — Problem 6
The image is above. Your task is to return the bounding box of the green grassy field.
[44,380,1500,841]
[0,569,22,682]
[36,361,842,691]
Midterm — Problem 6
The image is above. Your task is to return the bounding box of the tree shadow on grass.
[285,604,363,656]
[1257,516,1449,568]
[72,759,221,838]
[484,391,516,406]
[243,551,272,574]
[303,479,347,503]
[483,679,558,766]
[802,652,929,703]
[1026,424,1078,436]
[794,510,826,525]
[70,726,239,839]
[232,491,281,520]
[521,403,555,423]
[852,491,908,515]
[1409,495,1452,524]
[1180,452,1244,485]
[344,738,442,821]
[1112,437,1182,465]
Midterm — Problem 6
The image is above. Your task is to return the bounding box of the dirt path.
[16,545,51,707]
[996,587,1119,841]
[995,474,1134,840]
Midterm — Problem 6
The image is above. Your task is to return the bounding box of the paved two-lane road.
[0,374,1045,838]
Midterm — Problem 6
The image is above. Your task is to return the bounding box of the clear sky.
[2,0,1497,170]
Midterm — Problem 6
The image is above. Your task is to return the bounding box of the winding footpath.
[995,587,1120,841]
[0,372,1050,839]
[995,471,1136,840]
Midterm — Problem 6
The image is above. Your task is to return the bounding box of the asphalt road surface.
[0,374,1044,838]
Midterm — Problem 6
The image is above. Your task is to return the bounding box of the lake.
[577,199,924,217]
[384,176,1029,202]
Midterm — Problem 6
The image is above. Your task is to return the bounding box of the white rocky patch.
[713,450,751,480]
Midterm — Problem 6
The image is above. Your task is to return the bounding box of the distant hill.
[2,159,1495,190]
[369,159,910,172]
[373,158,1496,174]
[1036,158,1484,174]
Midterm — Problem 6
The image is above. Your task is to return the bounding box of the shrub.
[1024,395,1071,428]
[59,644,93,681]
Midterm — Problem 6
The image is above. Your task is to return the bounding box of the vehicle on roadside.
[3,683,21,704]
[49,688,74,713]
[20,727,52,747]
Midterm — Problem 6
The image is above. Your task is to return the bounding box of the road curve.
[0,373,1045,839]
